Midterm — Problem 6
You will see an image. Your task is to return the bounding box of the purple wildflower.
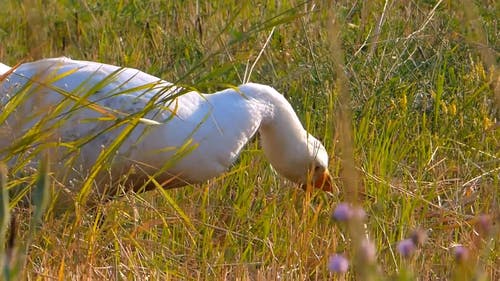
[476,214,492,236]
[332,203,367,222]
[359,238,377,263]
[332,203,353,222]
[453,246,469,264]
[397,239,416,258]
[327,254,349,273]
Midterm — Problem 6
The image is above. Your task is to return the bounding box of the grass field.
[0,0,498,280]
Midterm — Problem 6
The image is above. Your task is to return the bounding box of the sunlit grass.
[0,0,498,280]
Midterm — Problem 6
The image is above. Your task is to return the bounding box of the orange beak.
[301,170,334,192]
[314,170,334,192]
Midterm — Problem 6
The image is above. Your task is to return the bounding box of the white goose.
[0,57,332,195]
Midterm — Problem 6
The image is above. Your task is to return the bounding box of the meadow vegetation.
[0,0,498,280]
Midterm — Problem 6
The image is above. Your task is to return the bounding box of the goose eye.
[314,165,321,172]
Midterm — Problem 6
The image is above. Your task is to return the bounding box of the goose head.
[263,132,333,191]
[281,133,333,192]
[240,83,334,192]
[303,134,333,191]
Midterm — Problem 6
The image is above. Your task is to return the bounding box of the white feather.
[0,63,11,76]
[0,57,331,192]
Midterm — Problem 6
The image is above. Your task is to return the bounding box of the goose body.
[0,57,332,194]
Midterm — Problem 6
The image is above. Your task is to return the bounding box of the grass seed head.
[352,206,366,221]
[410,227,427,247]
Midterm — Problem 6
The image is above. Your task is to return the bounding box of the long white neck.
[237,83,309,182]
